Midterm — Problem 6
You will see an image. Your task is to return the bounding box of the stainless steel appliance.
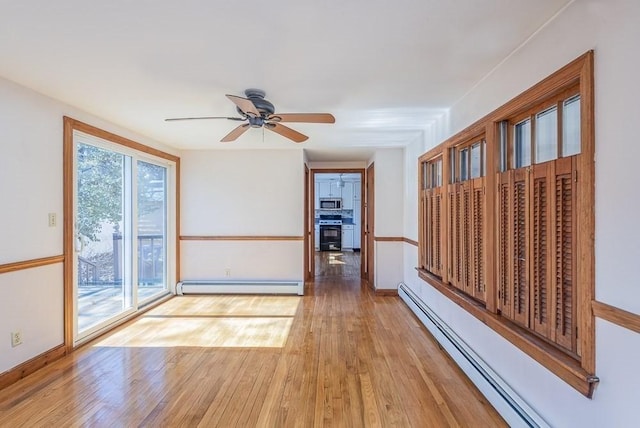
[319,214,342,251]
[319,198,342,210]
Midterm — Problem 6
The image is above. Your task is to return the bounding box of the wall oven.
[318,215,342,251]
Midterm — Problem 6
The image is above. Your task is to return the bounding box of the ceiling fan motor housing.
[241,88,275,117]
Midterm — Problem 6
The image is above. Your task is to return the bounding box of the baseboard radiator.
[176,279,304,296]
[398,283,549,428]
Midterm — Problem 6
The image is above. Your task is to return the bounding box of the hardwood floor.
[315,250,361,277]
[0,279,505,427]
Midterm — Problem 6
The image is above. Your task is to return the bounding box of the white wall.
[0,77,178,373]
[402,0,640,425]
[180,149,305,281]
[372,148,405,289]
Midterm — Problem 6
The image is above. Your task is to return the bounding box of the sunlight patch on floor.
[94,295,301,348]
[329,253,346,265]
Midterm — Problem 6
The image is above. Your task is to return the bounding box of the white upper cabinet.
[353,180,361,200]
[317,180,341,198]
[341,182,354,209]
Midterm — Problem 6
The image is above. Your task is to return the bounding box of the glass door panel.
[76,143,134,336]
[137,160,168,303]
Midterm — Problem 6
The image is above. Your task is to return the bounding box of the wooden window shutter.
[511,169,529,327]
[497,174,511,317]
[420,190,427,269]
[472,178,486,302]
[531,163,552,338]
[448,187,459,287]
[423,186,443,278]
[551,157,578,353]
[462,182,472,295]
[426,188,434,271]
[433,190,442,276]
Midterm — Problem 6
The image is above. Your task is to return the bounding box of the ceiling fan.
[165,89,335,143]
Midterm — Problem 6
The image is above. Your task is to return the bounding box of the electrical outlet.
[225,268,231,277]
[11,331,22,347]
[48,213,56,227]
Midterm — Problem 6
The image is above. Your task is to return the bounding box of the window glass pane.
[514,119,531,168]
[470,142,481,178]
[460,148,469,181]
[76,143,133,335]
[450,148,456,183]
[563,95,581,157]
[137,161,167,303]
[482,140,487,176]
[535,106,558,163]
[422,162,428,189]
[499,121,508,171]
[429,164,435,188]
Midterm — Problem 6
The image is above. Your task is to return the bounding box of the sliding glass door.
[136,160,167,304]
[73,132,171,342]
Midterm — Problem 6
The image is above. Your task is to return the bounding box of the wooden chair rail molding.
[0,255,65,275]
[403,237,418,247]
[592,301,640,334]
[373,237,418,246]
[374,236,404,242]
[180,235,304,241]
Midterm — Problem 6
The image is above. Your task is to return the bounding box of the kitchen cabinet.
[314,225,320,250]
[352,203,361,250]
[342,224,354,250]
[353,180,361,201]
[317,180,341,198]
[341,182,354,209]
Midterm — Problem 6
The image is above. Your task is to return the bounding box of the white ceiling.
[0,1,571,161]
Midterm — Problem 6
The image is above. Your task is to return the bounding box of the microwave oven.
[319,198,342,210]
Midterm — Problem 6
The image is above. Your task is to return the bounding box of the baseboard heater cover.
[398,283,549,428]
[176,279,304,296]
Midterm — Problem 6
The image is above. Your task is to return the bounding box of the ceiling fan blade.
[265,123,308,143]
[165,116,244,122]
[226,94,260,117]
[221,123,251,142]
[267,113,335,123]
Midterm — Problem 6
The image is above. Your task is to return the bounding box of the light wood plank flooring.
[315,250,361,277]
[0,279,505,427]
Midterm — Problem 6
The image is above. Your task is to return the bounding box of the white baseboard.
[398,283,549,428]
[176,279,304,296]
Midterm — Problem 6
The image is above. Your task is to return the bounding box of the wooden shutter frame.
[416,51,595,396]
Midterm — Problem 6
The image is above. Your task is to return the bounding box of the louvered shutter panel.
[531,163,552,338]
[424,190,433,271]
[551,157,577,354]
[497,173,511,318]
[420,190,428,269]
[433,189,442,276]
[423,186,443,277]
[448,186,459,288]
[511,169,529,327]
[461,182,472,295]
[472,178,485,302]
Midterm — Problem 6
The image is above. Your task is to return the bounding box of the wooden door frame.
[304,165,311,281]
[365,163,375,288]
[308,168,366,279]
